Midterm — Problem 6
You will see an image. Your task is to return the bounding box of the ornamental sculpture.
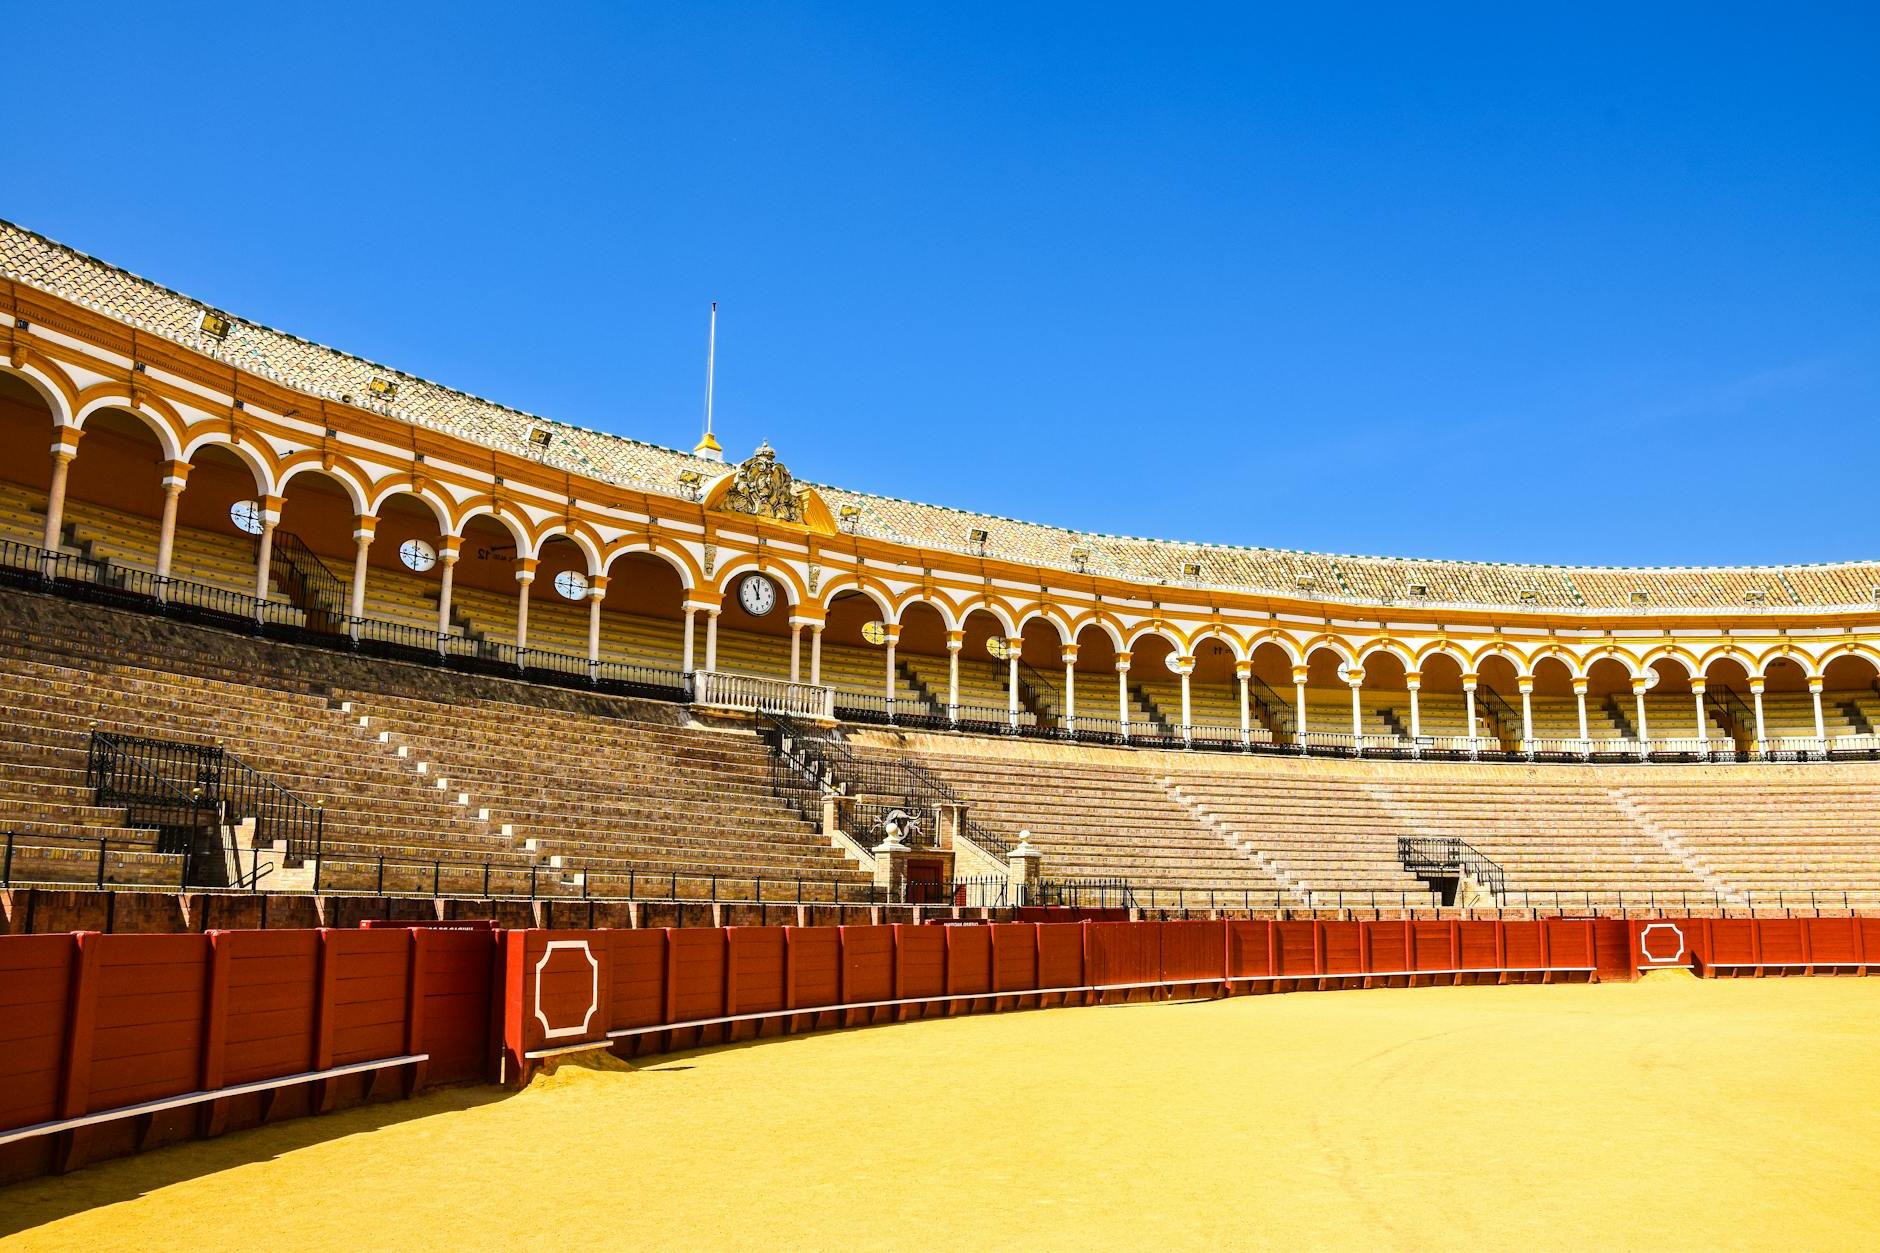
[721,442,806,523]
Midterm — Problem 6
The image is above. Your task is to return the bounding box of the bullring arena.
[2,219,1879,1246]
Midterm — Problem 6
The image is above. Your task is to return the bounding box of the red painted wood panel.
[0,934,74,1132]
[727,928,787,1016]
[219,930,320,1086]
[990,923,1038,993]
[840,926,895,1004]
[944,925,992,996]
[605,930,666,1030]
[1086,921,1160,986]
[666,929,726,1023]
[892,925,947,1001]
[1273,922,1319,976]
[1036,923,1084,989]
[1161,921,1228,983]
[326,931,411,1066]
[787,928,841,1009]
[86,934,209,1114]
[419,931,495,1085]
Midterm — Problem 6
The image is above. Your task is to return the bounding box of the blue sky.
[7,3,1877,565]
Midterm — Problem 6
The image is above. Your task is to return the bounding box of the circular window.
[554,570,589,601]
[229,500,264,536]
[861,621,888,646]
[986,637,1011,661]
[399,539,438,573]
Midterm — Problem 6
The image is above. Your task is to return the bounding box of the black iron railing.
[88,731,325,861]
[1396,835,1507,901]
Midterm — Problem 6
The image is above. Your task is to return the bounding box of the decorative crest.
[721,442,806,523]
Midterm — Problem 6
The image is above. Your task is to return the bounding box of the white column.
[1750,678,1767,747]
[153,461,189,588]
[1292,665,1309,744]
[1517,677,1534,749]
[1062,645,1078,729]
[789,622,802,684]
[1406,677,1422,741]
[514,564,535,654]
[1810,678,1827,742]
[1116,653,1133,737]
[1006,639,1021,728]
[586,576,609,665]
[883,627,899,703]
[1463,678,1478,743]
[252,503,279,613]
[1179,661,1194,742]
[41,441,77,553]
[1633,678,1651,751]
[434,540,460,646]
[348,522,374,627]
[681,606,696,673]
[1236,662,1251,741]
[704,607,720,671]
[1573,678,1590,742]
[1347,672,1364,744]
[946,633,962,719]
[1691,679,1708,742]
[809,624,823,687]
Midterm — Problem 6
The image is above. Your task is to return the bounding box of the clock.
[739,573,778,617]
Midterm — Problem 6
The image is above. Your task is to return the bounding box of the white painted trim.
[520,966,1598,1059]
[0,1053,428,1148]
[534,940,601,1040]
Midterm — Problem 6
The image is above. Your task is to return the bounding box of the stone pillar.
[883,623,900,705]
[41,433,81,553]
[1061,643,1078,731]
[1176,655,1195,743]
[946,631,962,720]
[1573,677,1590,743]
[252,496,282,614]
[1406,673,1422,741]
[1116,652,1133,738]
[1006,833,1044,907]
[871,831,912,901]
[1235,660,1252,742]
[348,517,375,633]
[704,606,720,671]
[681,605,697,673]
[513,560,537,654]
[1691,678,1708,742]
[586,575,610,665]
[1463,675,1479,743]
[1749,677,1767,747]
[1346,666,1365,744]
[1292,664,1310,744]
[434,536,461,646]
[1632,676,1652,753]
[810,623,823,687]
[1809,677,1827,742]
[153,460,191,590]
[1517,676,1535,749]
[1006,637,1023,728]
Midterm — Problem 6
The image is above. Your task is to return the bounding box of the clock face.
[739,574,778,617]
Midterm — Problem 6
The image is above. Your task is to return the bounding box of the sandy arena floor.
[4,974,1878,1251]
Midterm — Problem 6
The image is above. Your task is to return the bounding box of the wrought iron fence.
[87,731,324,861]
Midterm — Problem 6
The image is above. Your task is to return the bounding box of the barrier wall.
[1,914,1872,1182]
[0,927,494,1182]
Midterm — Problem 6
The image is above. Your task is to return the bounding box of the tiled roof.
[5,218,1877,613]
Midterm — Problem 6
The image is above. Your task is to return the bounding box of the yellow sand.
[6,975,1879,1251]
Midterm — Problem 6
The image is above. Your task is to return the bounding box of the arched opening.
[711,570,795,680]
[1643,657,1705,745]
[890,600,954,723]
[0,373,58,548]
[955,608,1017,728]
[1414,652,1468,744]
[1474,654,1523,749]
[1357,649,1409,748]
[1701,656,1757,749]
[822,589,902,715]
[267,469,368,632]
[1822,654,1880,741]
[1127,632,1182,739]
[1181,633,1243,741]
[1584,658,1636,741]
[1528,656,1579,745]
[349,491,449,639]
[1016,617,1069,729]
[57,409,170,572]
[598,552,690,673]
[1068,622,1122,736]
[1247,641,1298,744]
[446,514,531,653]
[1301,645,1352,745]
[165,444,272,600]
[517,535,597,661]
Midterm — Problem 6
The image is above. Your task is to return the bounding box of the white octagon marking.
[1639,922,1686,965]
[534,940,600,1040]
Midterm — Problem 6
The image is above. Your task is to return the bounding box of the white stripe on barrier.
[0,1053,429,1148]
[522,966,1597,1059]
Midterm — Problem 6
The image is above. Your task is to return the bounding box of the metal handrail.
[1396,835,1508,901]
[88,730,324,862]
